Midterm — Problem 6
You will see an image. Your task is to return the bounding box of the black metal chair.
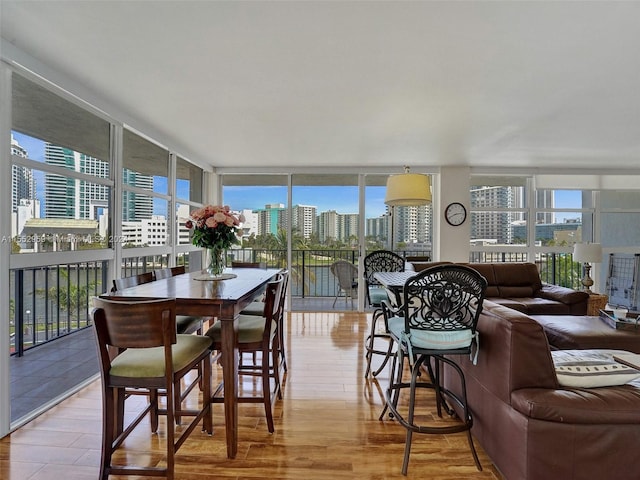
[363,250,405,377]
[379,264,487,475]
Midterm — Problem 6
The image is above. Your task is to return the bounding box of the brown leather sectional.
[408,262,638,478]
[444,300,640,480]
[409,261,589,315]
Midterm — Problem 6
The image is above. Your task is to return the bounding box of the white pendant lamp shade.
[384,167,432,207]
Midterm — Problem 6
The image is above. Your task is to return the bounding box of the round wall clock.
[445,202,467,226]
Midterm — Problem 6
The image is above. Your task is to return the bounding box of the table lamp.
[573,242,602,294]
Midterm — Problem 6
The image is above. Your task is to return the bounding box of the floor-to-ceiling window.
[119,129,171,275]
[175,156,204,268]
[9,72,112,425]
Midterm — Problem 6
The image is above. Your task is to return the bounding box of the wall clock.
[445,202,467,226]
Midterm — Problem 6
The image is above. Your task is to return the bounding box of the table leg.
[220,315,239,458]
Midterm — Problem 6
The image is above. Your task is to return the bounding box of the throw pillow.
[552,349,640,388]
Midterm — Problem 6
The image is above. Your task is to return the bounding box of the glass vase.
[206,247,225,277]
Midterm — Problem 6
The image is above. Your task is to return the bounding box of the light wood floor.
[0,311,503,479]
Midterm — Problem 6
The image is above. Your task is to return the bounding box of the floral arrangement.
[185,205,244,250]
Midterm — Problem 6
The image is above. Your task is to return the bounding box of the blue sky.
[13,131,580,221]
[223,185,389,218]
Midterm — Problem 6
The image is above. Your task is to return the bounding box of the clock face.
[445,202,467,226]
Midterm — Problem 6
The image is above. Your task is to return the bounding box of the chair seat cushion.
[388,316,473,350]
[368,286,388,306]
[206,314,276,344]
[110,334,212,378]
[176,315,203,334]
[240,301,265,316]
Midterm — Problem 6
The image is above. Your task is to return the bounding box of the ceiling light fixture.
[384,166,432,207]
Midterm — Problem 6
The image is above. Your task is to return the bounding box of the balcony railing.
[10,260,108,357]
[9,249,581,355]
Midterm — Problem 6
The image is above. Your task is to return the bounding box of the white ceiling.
[2,1,640,172]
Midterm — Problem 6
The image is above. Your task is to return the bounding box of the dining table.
[373,270,417,305]
[105,266,282,459]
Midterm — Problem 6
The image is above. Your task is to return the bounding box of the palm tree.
[271,228,316,295]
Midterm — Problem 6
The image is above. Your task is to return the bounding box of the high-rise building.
[253,203,286,236]
[122,168,154,221]
[536,190,555,224]
[394,205,432,246]
[338,213,359,243]
[10,134,35,213]
[470,185,518,244]
[292,205,316,238]
[366,215,389,244]
[317,210,339,243]
[44,144,110,219]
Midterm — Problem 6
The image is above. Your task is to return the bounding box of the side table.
[587,293,608,316]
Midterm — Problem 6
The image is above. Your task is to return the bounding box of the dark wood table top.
[110,267,282,320]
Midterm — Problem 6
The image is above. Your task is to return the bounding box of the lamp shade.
[573,243,602,263]
[384,170,431,207]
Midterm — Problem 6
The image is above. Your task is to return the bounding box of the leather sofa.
[445,300,640,480]
[409,261,589,315]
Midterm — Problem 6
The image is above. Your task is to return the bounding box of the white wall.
[436,166,471,262]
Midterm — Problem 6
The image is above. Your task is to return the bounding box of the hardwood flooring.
[0,311,503,479]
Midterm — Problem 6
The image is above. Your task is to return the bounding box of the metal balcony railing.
[9,249,581,356]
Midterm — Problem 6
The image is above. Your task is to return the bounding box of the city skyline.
[12,131,582,223]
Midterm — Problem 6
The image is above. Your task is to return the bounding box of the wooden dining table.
[106,267,282,459]
[373,270,417,305]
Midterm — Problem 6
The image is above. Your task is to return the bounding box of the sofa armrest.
[539,284,589,305]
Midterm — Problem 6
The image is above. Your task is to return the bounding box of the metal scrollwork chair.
[379,264,487,475]
[363,250,405,377]
[330,260,358,309]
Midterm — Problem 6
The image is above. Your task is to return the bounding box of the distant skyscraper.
[338,213,359,243]
[121,168,153,221]
[318,210,339,243]
[254,203,286,236]
[470,186,519,244]
[292,205,316,238]
[536,190,555,224]
[394,205,432,245]
[366,215,389,244]
[44,144,110,219]
[10,134,35,213]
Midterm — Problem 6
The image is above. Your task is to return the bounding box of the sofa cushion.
[551,349,640,388]
[486,297,529,313]
[513,297,571,315]
[493,262,543,294]
[539,284,589,305]
[464,263,499,296]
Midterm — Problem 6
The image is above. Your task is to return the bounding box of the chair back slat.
[402,265,487,332]
[112,271,155,292]
[93,297,177,349]
[232,261,265,268]
[154,265,186,280]
[261,276,285,341]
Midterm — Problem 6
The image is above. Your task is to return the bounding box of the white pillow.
[552,349,640,388]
